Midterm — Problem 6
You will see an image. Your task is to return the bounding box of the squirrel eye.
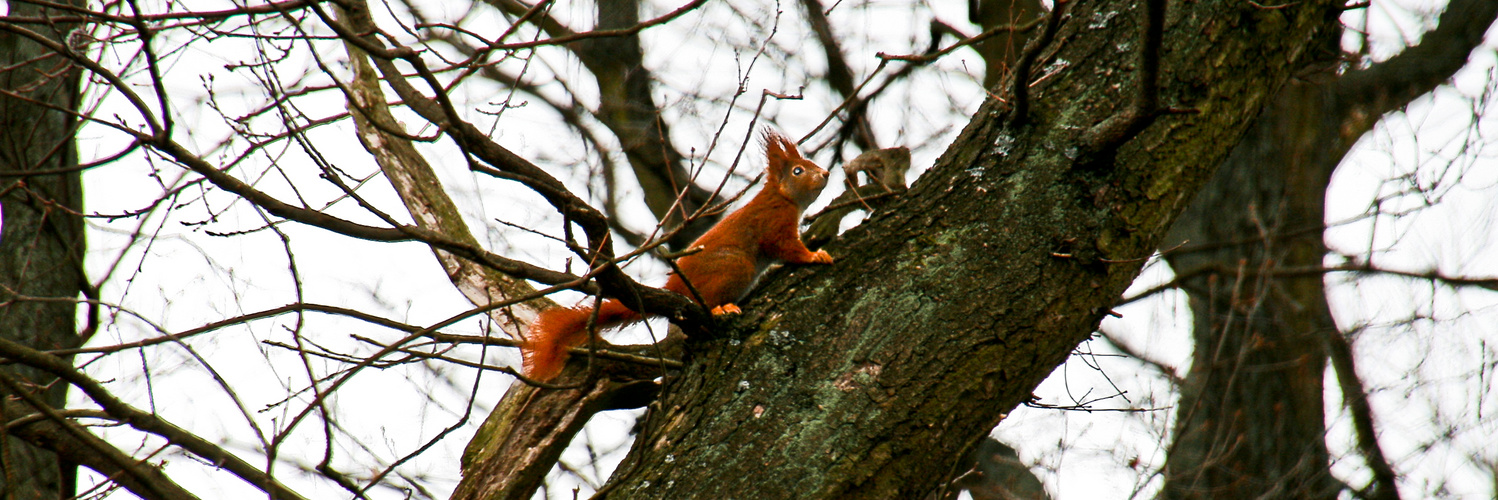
[792,167,804,176]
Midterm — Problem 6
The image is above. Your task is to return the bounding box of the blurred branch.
[1325,328,1399,500]
[876,17,1043,65]
[1334,0,1498,132]
[798,0,877,153]
[1286,0,1498,184]
[0,0,314,24]
[1118,260,1498,308]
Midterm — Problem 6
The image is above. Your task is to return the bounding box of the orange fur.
[521,299,639,381]
[520,130,834,381]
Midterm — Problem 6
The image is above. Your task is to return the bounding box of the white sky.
[23,0,1496,498]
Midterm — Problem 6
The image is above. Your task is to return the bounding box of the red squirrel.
[521,131,835,381]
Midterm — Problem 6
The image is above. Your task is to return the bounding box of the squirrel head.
[763,130,829,210]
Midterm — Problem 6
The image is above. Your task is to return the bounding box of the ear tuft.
[761,128,805,184]
[761,129,802,160]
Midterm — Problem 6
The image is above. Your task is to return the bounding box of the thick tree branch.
[0,337,311,500]
[341,32,549,334]
[1335,0,1498,122]
[604,2,1342,497]
[0,373,199,500]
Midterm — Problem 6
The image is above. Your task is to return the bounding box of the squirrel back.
[520,130,833,381]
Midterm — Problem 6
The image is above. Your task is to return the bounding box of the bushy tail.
[521,299,641,381]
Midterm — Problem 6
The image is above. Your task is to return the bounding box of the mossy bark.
[601,2,1341,498]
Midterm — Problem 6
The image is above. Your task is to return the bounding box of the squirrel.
[520,130,835,381]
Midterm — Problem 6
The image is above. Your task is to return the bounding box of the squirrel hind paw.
[811,250,834,264]
[711,304,743,316]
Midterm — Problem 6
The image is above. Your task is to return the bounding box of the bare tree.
[0,1,1493,499]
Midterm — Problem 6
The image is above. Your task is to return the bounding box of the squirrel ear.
[761,129,802,180]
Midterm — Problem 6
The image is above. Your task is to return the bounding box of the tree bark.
[1160,2,1498,498]
[0,1,87,497]
[600,2,1340,497]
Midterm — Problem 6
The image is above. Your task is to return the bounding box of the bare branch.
[876,17,1043,65]
[1005,0,1068,128]
[0,0,316,24]
[1078,0,1166,156]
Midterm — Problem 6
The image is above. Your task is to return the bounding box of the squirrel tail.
[521,299,640,381]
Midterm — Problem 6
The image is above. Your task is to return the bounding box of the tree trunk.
[1160,2,1498,498]
[0,2,87,497]
[599,2,1340,497]
[1161,80,1343,500]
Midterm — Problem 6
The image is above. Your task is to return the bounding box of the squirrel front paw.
[809,250,834,264]
[711,303,743,315]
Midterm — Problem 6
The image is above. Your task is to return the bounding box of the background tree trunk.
[1160,2,1498,498]
[0,1,87,497]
